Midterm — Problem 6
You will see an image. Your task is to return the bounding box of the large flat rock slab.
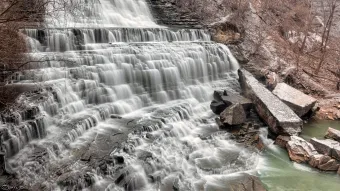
[310,138,340,160]
[325,127,340,142]
[273,83,317,117]
[310,138,339,155]
[221,94,253,112]
[238,69,303,135]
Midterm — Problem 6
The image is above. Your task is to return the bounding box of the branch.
[327,68,340,78]
[0,0,19,18]
[303,69,338,82]
[14,59,75,70]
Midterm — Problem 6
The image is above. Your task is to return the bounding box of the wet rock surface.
[213,90,229,101]
[210,100,228,115]
[211,87,265,151]
[57,171,95,190]
[310,138,339,156]
[213,90,253,111]
[309,154,339,171]
[331,145,340,161]
[209,173,267,191]
[325,127,340,142]
[286,136,318,163]
[222,110,266,150]
[221,94,253,113]
[211,90,253,116]
[220,103,247,126]
[274,135,291,148]
[238,69,303,136]
[273,83,317,117]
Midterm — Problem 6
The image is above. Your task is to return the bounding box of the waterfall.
[46,0,158,27]
[1,0,261,190]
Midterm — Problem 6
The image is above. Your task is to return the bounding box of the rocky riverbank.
[210,68,340,179]
[276,127,340,174]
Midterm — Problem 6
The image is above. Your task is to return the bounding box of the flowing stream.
[2,0,340,190]
[259,120,340,191]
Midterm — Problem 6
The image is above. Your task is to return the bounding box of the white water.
[1,0,265,190]
[47,0,158,27]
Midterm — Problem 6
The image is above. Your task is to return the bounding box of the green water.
[301,120,340,140]
[259,120,340,191]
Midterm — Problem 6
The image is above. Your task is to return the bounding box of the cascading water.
[46,0,158,27]
[1,0,263,190]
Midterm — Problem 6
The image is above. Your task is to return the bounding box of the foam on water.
[46,0,158,28]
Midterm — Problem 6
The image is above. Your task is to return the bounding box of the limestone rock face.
[309,154,339,171]
[238,69,303,136]
[325,127,340,142]
[310,138,339,156]
[220,103,246,126]
[274,135,291,148]
[273,83,317,117]
[149,0,202,28]
[286,136,318,163]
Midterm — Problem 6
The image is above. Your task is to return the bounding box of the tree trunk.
[316,2,337,74]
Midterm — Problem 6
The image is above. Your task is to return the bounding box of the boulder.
[215,117,224,128]
[274,135,291,148]
[226,174,267,191]
[321,158,340,171]
[220,103,246,126]
[265,72,279,90]
[286,136,318,163]
[272,83,317,117]
[230,122,266,151]
[210,173,266,191]
[238,69,303,136]
[331,145,340,161]
[210,100,228,115]
[309,154,322,168]
[310,138,339,156]
[309,154,339,171]
[57,171,95,189]
[325,127,340,142]
[110,115,123,119]
[221,94,253,112]
[213,90,228,101]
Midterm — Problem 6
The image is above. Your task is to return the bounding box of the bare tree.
[0,0,83,109]
[315,0,340,74]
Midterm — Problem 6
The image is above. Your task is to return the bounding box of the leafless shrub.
[0,0,84,109]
